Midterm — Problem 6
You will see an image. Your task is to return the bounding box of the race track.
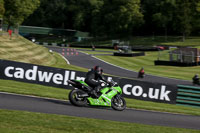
[47,46,192,86]
[0,92,200,130]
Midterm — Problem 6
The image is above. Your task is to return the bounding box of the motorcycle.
[67,79,126,111]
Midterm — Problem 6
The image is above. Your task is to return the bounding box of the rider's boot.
[91,90,99,98]
[91,86,101,98]
[88,88,97,98]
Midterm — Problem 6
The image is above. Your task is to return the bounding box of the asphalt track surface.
[0,92,200,130]
[47,46,192,86]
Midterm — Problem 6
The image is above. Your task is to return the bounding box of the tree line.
[1,0,200,39]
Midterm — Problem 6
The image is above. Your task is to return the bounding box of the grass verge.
[0,109,199,133]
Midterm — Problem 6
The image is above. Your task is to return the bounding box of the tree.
[0,0,5,18]
[92,0,143,37]
[73,0,104,32]
[196,0,200,12]
[174,0,192,41]
[23,0,103,31]
[152,0,176,40]
[42,0,67,28]
[23,0,67,28]
[3,0,40,30]
[140,0,158,35]
[190,0,200,35]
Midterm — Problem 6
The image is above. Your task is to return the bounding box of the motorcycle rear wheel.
[69,89,87,106]
[111,95,126,111]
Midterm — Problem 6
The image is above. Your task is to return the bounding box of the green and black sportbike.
[68,79,126,111]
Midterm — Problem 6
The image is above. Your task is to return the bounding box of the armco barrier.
[176,85,200,107]
[0,59,178,104]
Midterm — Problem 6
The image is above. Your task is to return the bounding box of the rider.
[138,67,145,78]
[85,66,107,98]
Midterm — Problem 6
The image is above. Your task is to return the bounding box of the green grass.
[94,51,199,81]
[0,35,55,66]
[0,109,199,133]
[73,36,200,47]
[128,36,192,46]
[160,36,200,47]
[0,33,87,71]
[0,80,69,100]
[128,36,183,46]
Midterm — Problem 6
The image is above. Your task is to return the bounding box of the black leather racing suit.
[85,68,106,92]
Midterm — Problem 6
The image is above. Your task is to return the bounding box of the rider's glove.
[108,82,113,87]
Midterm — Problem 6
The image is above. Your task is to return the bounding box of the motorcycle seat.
[82,84,92,91]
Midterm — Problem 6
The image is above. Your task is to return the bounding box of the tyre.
[69,89,87,106]
[111,95,126,111]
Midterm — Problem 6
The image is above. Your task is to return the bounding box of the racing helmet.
[94,66,103,75]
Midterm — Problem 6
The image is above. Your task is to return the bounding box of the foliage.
[2,0,200,40]
[24,0,143,37]
[0,0,5,18]
[25,0,67,28]
[91,0,143,37]
[190,0,200,35]
[151,0,175,39]
[23,0,104,30]
[3,0,40,30]
[174,0,192,41]
[141,0,200,39]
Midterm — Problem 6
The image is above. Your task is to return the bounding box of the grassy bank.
[0,33,87,71]
[0,34,55,66]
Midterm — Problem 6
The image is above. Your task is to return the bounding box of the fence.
[158,51,197,63]
[155,50,200,66]
[176,85,200,107]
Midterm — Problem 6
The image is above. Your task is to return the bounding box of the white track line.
[92,55,136,73]
[58,53,70,65]
[78,51,89,55]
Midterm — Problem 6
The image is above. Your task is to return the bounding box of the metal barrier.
[176,85,200,107]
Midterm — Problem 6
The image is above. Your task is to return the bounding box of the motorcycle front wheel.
[69,89,87,106]
[111,95,126,111]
